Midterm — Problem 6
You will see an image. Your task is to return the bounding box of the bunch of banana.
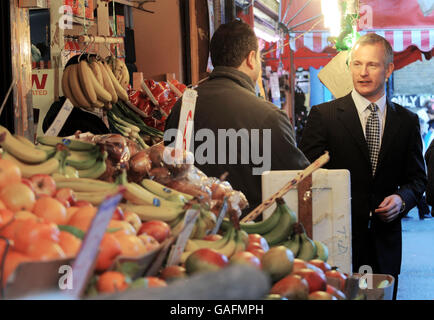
[221,198,297,247]
[36,136,108,179]
[180,224,249,263]
[1,145,68,178]
[61,57,129,111]
[0,126,52,164]
[281,222,329,262]
[107,56,130,89]
[52,175,120,206]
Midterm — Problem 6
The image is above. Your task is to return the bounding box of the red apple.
[55,188,77,208]
[29,174,57,198]
[291,258,309,273]
[159,265,187,282]
[229,251,262,269]
[21,178,35,193]
[112,206,125,220]
[261,246,294,282]
[308,291,337,300]
[308,259,331,273]
[247,234,269,252]
[185,248,229,275]
[326,284,347,300]
[247,247,265,259]
[325,268,347,291]
[138,220,171,243]
[293,268,327,293]
[202,234,223,241]
[270,274,310,300]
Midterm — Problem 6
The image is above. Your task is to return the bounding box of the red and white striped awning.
[289,29,434,53]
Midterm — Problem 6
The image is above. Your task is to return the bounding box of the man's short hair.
[210,19,258,68]
[350,33,394,66]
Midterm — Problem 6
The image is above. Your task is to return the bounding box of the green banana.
[66,149,99,170]
[213,226,237,258]
[239,204,282,235]
[168,213,184,229]
[37,136,97,151]
[281,233,301,257]
[76,151,108,179]
[185,225,233,252]
[296,226,317,261]
[262,203,293,246]
[200,209,216,233]
[191,216,207,239]
[314,240,329,262]
[233,229,247,255]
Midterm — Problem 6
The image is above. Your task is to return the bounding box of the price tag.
[44,98,74,136]
[175,88,198,153]
[210,197,228,235]
[68,192,123,299]
[166,209,200,266]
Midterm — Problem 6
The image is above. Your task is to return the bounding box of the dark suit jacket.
[164,67,310,216]
[299,93,427,275]
[424,139,434,205]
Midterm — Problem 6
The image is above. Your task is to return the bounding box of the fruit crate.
[261,169,352,274]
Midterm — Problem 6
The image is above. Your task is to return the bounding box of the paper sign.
[210,198,228,235]
[318,50,354,99]
[44,98,74,137]
[68,192,123,299]
[176,89,198,153]
[166,209,200,266]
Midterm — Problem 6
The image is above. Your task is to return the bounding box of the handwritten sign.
[44,98,74,137]
[176,89,198,153]
[166,209,199,266]
[68,192,123,299]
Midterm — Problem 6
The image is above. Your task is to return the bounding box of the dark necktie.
[365,103,380,175]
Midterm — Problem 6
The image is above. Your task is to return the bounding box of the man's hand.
[375,195,404,223]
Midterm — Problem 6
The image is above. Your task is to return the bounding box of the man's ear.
[245,50,256,70]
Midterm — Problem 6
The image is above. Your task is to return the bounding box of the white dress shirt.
[352,89,387,147]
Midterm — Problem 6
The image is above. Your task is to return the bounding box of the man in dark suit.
[299,33,427,300]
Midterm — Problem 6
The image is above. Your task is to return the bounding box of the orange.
[96,271,129,293]
[25,239,66,261]
[0,199,6,209]
[1,250,32,287]
[108,220,137,237]
[0,158,21,189]
[114,234,148,257]
[65,206,80,224]
[144,276,167,288]
[67,206,97,232]
[0,238,12,258]
[0,182,35,212]
[0,208,14,228]
[32,197,67,225]
[13,220,60,253]
[95,233,122,272]
[58,231,82,257]
[14,210,40,222]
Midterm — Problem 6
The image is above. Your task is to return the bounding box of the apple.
[124,211,142,233]
[21,178,35,193]
[270,274,310,300]
[74,200,93,207]
[202,234,223,241]
[325,268,347,291]
[55,188,77,208]
[160,265,187,282]
[185,248,229,275]
[291,258,309,273]
[138,220,172,243]
[326,284,347,300]
[229,251,262,269]
[246,246,265,259]
[264,294,288,300]
[29,174,57,198]
[112,207,125,220]
[261,246,294,282]
[308,259,331,273]
[247,234,269,252]
[293,268,327,293]
[137,233,161,252]
[308,291,337,300]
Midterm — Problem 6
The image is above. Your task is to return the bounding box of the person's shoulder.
[391,101,419,120]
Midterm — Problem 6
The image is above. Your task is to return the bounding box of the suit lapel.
[376,101,400,173]
[337,94,371,165]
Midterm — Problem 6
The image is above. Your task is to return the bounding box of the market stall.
[0,0,396,301]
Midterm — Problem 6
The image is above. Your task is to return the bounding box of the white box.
[261,169,352,274]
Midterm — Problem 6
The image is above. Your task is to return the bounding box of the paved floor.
[397,208,434,300]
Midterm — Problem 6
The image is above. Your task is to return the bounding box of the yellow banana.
[233,229,247,255]
[84,60,112,103]
[97,61,118,104]
[118,203,185,222]
[213,227,237,258]
[140,179,193,202]
[61,65,79,107]
[2,152,60,178]
[36,136,97,151]
[53,176,118,192]
[124,182,182,208]
[77,60,98,105]
[73,190,119,206]
[0,126,50,164]
[89,60,103,86]
[102,61,129,102]
[68,63,91,108]
[13,134,35,148]
[77,157,107,179]
[190,216,207,239]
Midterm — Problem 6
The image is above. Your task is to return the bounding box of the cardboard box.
[19,0,47,8]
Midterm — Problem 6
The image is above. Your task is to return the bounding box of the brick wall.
[393,57,434,95]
